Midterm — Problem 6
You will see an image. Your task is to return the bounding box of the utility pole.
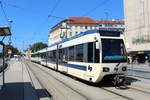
[23,40,24,52]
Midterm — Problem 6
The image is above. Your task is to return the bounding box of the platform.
[0,59,38,100]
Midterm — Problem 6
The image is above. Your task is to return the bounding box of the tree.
[30,42,48,52]
[4,45,19,57]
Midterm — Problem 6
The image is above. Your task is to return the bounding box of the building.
[124,0,150,63]
[48,17,124,45]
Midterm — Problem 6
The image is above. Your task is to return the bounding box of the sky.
[0,0,124,51]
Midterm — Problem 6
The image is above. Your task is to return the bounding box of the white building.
[48,17,124,45]
[124,0,150,53]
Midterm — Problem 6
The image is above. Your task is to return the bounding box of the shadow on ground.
[0,82,52,100]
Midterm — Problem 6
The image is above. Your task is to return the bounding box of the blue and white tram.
[31,30,128,83]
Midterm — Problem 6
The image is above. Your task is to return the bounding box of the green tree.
[30,42,48,52]
[4,45,19,57]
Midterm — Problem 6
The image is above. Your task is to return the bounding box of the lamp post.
[8,20,13,59]
[8,20,13,45]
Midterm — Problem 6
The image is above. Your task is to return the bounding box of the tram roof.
[36,29,123,53]
[48,30,122,47]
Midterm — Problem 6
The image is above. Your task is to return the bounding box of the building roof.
[67,17,97,24]
[50,17,124,32]
[95,20,124,24]
[66,17,124,24]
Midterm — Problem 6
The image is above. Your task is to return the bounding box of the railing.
[0,63,7,73]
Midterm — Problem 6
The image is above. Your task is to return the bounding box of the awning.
[0,26,11,36]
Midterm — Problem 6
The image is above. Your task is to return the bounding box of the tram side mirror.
[96,41,99,49]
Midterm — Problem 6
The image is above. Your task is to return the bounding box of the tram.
[30,30,128,83]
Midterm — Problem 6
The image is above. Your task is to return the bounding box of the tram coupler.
[112,74,128,88]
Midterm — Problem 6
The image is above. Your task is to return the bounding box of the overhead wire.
[48,0,61,18]
[0,1,18,48]
[2,1,23,9]
[82,0,112,16]
[0,1,9,25]
[31,0,62,46]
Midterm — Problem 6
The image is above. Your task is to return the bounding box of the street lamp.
[8,20,13,45]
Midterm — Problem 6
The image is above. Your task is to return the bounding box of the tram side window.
[31,54,34,57]
[69,46,75,61]
[88,42,93,62]
[75,44,83,62]
[48,50,56,62]
[52,50,56,61]
[39,53,43,58]
[59,49,63,62]
[62,48,68,62]
[41,52,47,59]
[35,54,38,57]
[48,51,52,61]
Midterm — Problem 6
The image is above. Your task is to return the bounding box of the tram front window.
[102,39,127,63]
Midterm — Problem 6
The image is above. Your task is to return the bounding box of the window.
[40,52,46,59]
[75,44,83,62]
[69,46,75,61]
[48,50,56,62]
[76,32,78,34]
[88,42,93,62]
[87,42,100,63]
[59,49,63,62]
[101,39,127,63]
[59,48,68,62]
[62,48,68,61]
[70,32,72,36]
[85,26,88,29]
[95,43,100,63]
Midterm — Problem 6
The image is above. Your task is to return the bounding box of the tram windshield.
[101,39,127,63]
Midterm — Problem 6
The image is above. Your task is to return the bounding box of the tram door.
[58,46,68,73]
[61,48,68,73]
[56,45,59,71]
[86,42,100,75]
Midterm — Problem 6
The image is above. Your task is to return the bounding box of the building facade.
[124,0,150,62]
[48,17,124,45]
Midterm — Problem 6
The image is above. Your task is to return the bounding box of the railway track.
[100,85,150,100]
[22,61,52,100]
[128,74,150,80]
[23,60,89,100]
[99,77,150,100]
[100,87,133,100]
[23,59,150,100]
[25,60,131,100]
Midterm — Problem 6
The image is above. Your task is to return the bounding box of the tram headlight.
[103,67,110,72]
[122,66,127,71]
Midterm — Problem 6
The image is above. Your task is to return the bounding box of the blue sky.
[0,0,124,51]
